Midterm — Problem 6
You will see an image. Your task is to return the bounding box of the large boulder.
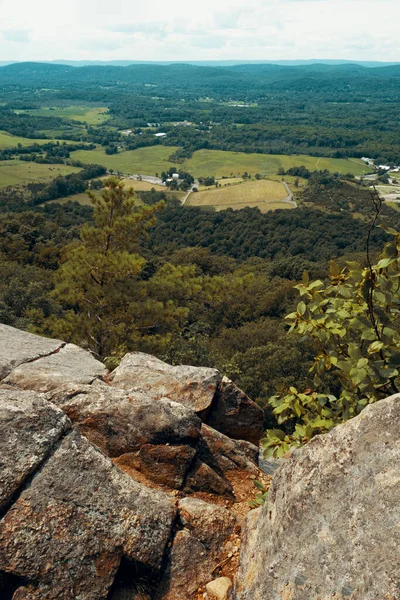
[0,428,176,600]
[206,377,264,445]
[2,338,107,392]
[48,383,201,457]
[109,352,221,415]
[0,389,70,512]
[0,323,64,380]
[235,394,400,600]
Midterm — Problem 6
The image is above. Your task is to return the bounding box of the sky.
[0,0,399,63]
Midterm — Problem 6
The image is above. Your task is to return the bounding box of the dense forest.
[1,62,400,162]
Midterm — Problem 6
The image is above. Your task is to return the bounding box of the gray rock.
[3,343,107,392]
[198,424,259,476]
[235,394,400,600]
[207,377,264,445]
[110,352,221,414]
[0,389,70,512]
[178,497,237,551]
[258,448,283,475]
[156,530,214,600]
[0,429,176,600]
[184,459,234,497]
[0,323,64,380]
[48,383,201,457]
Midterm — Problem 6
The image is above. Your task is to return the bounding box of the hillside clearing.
[71,145,179,175]
[0,160,81,189]
[186,179,292,212]
[24,106,109,125]
[183,150,370,178]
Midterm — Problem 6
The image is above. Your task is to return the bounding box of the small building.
[154,132,167,138]
[172,173,180,180]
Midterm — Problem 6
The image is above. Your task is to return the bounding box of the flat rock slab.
[3,343,107,392]
[48,383,201,457]
[0,323,64,380]
[110,352,221,414]
[0,429,176,600]
[0,389,71,512]
[235,394,400,600]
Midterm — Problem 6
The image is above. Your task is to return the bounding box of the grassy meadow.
[187,179,292,212]
[183,150,371,179]
[71,145,179,175]
[0,161,81,188]
[17,106,109,125]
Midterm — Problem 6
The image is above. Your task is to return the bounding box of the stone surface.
[198,425,259,476]
[0,323,64,380]
[258,449,283,475]
[178,497,237,551]
[184,459,234,497]
[110,352,221,414]
[3,343,107,392]
[48,383,202,458]
[0,429,175,600]
[0,389,70,512]
[206,577,233,600]
[156,530,214,600]
[207,377,264,445]
[235,395,400,600]
[138,444,197,489]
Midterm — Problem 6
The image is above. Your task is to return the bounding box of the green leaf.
[368,341,384,354]
[254,480,265,491]
[297,301,306,316]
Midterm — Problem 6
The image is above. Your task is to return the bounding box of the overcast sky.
[0,0,399,63]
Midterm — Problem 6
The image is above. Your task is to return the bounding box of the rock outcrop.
[0,392,175,600]
[0,326,263,600]
[109,353,264,445]
[235,394,400,600]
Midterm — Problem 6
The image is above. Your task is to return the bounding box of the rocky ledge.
[0,323,399,600]
[0,324,265,600]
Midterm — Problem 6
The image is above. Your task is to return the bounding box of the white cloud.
[0,0,399,61]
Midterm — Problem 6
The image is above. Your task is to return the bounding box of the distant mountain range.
[0,59,399,68]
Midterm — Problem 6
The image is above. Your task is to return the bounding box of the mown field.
[17,106,109,125]
[0,161,81,188]
[0,131,55,149]
[183,150,371,178]
[186,179,291,212]
[69,145,370,179]
[0,131,78,150]
[71,146,179,175]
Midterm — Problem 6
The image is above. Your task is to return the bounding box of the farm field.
[0,161,81,189]
[18,106,110,125]
[186,179,292,212]
[69,145,370,179]
[121,179,166,191]
[183,150,371,178]
[0,131,57,149]
[0,131,77,150]
[71,145,179,175]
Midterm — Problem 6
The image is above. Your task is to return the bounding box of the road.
[282,181,298,208]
